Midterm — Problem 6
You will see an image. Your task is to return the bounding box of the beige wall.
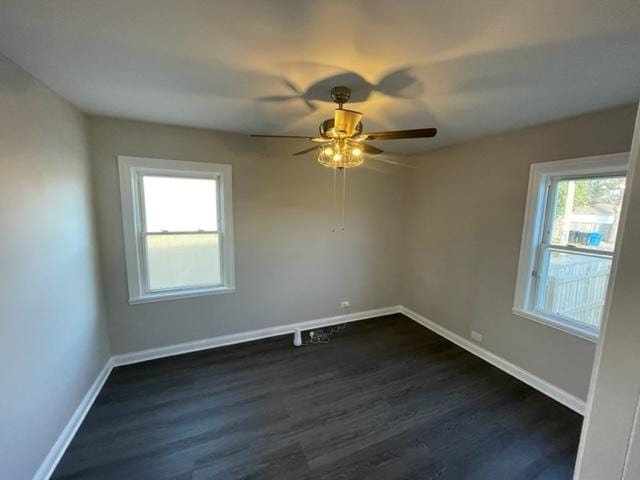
[0,55,110,479]
[402,104,637,400]
[574,104,640,479]
[89,116,405,354]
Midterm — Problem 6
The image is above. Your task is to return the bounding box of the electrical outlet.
[340,300,351,309]
[471,331,483,343]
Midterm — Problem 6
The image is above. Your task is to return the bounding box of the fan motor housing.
[330,86,351,105]
[319,119,363,138]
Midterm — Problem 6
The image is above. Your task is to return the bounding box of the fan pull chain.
[341,167,346,230]
[330,167,347,232]
[331,167,337,232]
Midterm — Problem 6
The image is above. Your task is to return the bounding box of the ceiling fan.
[251,86,437,169]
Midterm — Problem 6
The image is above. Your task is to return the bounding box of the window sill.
[512,308,599,343]
[129,286,235,305]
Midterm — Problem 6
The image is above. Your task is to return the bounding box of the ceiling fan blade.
[362,144,384,155]
[292,146,319,156]
[251,134,316,140]
[368,156,413,167]
[364,128,437,141]
[251,134,330,143]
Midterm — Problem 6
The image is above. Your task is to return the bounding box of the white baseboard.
[399,306,586,415]
[111,305,402,367]
[33,358,114,480]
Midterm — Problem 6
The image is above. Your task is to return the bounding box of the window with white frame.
[513,153,627,340]
[118,156,235,303]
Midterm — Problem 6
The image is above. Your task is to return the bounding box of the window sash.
[140,231,225,294]
[541,174,623,255]
[138,173,220,234]
[532,244,613,325]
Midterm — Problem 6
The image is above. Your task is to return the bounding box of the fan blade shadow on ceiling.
[376,68,424,99]
[257,79,319,111]
[256,65,424,111]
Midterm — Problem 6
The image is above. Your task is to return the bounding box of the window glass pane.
[142,176,218,232]
[146,233,221,290]
[536,250,612,329]
[549,176,625,252]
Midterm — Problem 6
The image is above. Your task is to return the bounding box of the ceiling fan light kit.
[317,139,364,169]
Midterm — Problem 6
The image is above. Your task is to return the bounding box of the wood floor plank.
[52,314,582,479]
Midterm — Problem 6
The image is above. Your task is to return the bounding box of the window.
[118,156,235,303]
[513,153,627,340]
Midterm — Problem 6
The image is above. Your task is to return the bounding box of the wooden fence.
[540,256,611,328]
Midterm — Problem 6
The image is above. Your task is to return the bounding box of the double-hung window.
[118,156,235,303]
[513,153,627,340]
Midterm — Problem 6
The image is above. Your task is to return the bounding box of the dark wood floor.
[53,314,582,479]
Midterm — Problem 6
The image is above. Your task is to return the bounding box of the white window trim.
[118,156,235,304]
[513,152,628,342]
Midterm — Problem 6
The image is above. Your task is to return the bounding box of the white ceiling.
[1,0,639,153]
